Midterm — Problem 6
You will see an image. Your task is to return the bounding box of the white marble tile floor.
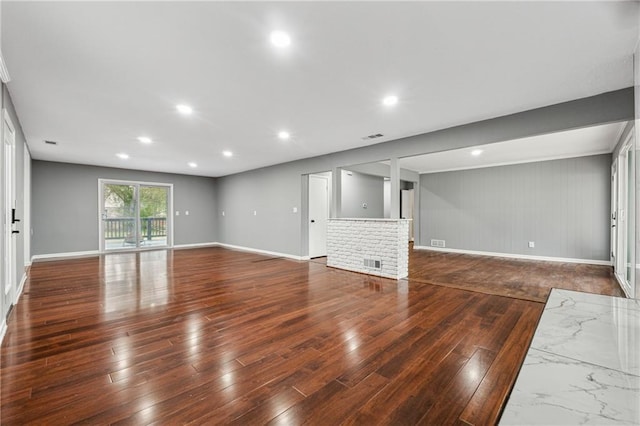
[500,289,640,425]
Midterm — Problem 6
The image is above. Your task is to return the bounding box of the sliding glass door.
[139,185,169,247]
[100,180,172,251]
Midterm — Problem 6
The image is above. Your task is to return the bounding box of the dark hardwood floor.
[410,248,623,303]
[0,246,619,424]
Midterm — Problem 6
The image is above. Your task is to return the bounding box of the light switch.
[222,211,225,216]
[253,210,257,216]
[293,207,298,213]
[185,211,189,216]
[175,211,180,216]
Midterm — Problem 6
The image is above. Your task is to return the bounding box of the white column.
[390,157,400,219]
[331,166,342,218]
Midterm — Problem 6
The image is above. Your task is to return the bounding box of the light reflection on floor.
[100,250,170,313]
[105,237,167,250]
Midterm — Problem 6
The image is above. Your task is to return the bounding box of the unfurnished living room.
[1,1,639,425]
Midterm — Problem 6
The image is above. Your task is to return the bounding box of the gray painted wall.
[216,161,303,255]
[341,169,384,218]
[419,154,612,260]
[21,89,635,259]
[31,161,217,255]
[215,89,632,257]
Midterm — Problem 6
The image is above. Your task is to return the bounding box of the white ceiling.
[400,121,628,174]
[2,2,639,177]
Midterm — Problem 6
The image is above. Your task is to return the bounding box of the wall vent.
[430,239,445,248]
[44,140,58,145]
[361,133,384,140]
[364,259,382,269]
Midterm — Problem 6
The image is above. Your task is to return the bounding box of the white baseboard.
[17,272,27,303]
[413,245,612,266]
[173,242,219,250]
[32,250,100,262]
[0,319,6,345]
[215,242,306,261]
[29,243,306,264]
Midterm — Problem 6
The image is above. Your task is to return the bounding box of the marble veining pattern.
[501,289,640,425]
[500,349,640,425]
[531,289,640,376]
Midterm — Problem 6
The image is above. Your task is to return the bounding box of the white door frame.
[615,133,634,298]
[2,109,17,317]
[611,160,618,266]
[308,174,330,258]
[98,179,174,252]
[23,144,31,268]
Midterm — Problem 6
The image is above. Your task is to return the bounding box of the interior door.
[309,175,329,258]
[401,188,415,241]
[2,110,17,317]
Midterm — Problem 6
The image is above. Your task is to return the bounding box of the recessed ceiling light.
[188,162,198,168]
[278,131,290,140]
[471,149,483,156]
[270,31,291,48]
[382,95,398,106]
[137,136,152,144]
[222,150,233,157]
[176,104,193,115]
[116,153,129,159]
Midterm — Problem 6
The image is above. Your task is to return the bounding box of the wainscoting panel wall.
[420,154,612,261]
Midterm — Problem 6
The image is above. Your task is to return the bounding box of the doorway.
[99,180,172,251]
[308,173,330,258]
[2,110,17,318]
[612,131,635,298]
[401,186,415,242]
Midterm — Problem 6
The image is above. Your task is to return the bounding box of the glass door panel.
[139,185,168,248]
[102,183,138,250]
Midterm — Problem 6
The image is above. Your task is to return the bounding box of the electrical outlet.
[528,241,535,248]
[185,210,189,216]
[292,207,298,213]
[175,211,180,216]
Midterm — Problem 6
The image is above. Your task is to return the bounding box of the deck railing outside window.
[104,217,167,240]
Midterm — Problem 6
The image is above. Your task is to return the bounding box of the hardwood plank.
[459,304,543,426]
[409,249,623,302]
[0,246,618,424]
[418,348,496,424]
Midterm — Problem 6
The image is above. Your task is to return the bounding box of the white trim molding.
[32,250,101,262]
[17,273,27,303]
[30,244,305,262]
[0,320,6,345]
[214,242,306,261]
[173,242,219,250]
[414,245,612,266]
